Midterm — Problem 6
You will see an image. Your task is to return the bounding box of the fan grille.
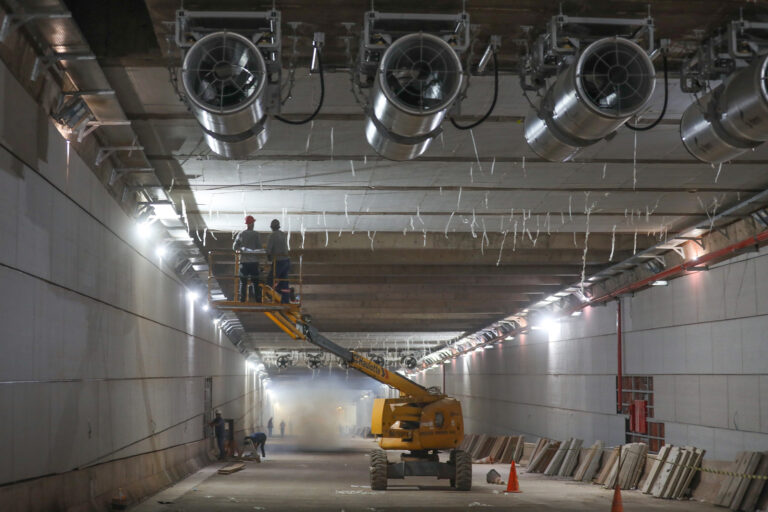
[577,39,655,117]
[182,32,266,113]
[380,33,462,113]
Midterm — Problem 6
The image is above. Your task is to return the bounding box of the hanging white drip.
[444,212,455,238]
[469,128,482,171]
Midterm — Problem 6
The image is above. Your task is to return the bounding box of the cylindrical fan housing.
[680,54,768,163]
[365,33,463,161]
[525,37,656,162]
[182,31,269,158]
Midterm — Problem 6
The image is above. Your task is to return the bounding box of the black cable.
[449,51,499,130]
[626,50,668,131]
[274,50,325,125]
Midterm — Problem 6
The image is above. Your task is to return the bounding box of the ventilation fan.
[306,353,324,369]
[525,37,656,162]
[681,54,768,163]
[276,354,292,369]
[182,31,269,158]
[365,33,463,161]
[369,354,386,367]
[400,354,418,370]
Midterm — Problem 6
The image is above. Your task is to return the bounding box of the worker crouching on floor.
[244,432,267,459]
[233,215,262,302]
[266,219,291,303]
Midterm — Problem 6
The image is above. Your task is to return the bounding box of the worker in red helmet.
[233,215,262,302]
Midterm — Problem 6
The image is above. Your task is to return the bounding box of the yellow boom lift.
[208,252,471,490]
[301,323,470,490]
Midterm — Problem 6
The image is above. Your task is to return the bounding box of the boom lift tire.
[453,450,472,491]
[369,449,388,490]
[449,449,456,487]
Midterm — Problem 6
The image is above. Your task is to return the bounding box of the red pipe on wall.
[617,298,622,414]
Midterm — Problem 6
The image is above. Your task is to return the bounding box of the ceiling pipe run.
[584,229,768,307]
[420,228,768,371]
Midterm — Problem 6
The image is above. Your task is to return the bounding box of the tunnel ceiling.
[58,0,768,357]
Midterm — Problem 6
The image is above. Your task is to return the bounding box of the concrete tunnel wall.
[0,57,259,498]
[416,244,768,461]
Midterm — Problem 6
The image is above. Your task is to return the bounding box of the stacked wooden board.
[541,438,584,477]
[558,438,583,477]
[713,451,768,512]
[502,436,526,464]
[217,462,245,474]
[594,443,648,490]
[640,445,705,499]
[573,441,604,482]
[526,438,562,473]
[458,433,525,463]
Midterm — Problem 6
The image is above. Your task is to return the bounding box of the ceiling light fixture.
[136,221,153,239]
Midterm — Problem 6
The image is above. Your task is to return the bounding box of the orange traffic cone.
[504,460,522,493]
[111,488,128,510]
[611,483,623,512]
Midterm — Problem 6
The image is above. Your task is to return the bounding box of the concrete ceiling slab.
[70,1,768,366]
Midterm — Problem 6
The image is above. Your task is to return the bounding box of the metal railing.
[207,250,302,310]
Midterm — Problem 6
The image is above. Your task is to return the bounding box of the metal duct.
[680,54,768,163]
[365,33,463,161]
[525,37,656,162]
[182,32,269,158]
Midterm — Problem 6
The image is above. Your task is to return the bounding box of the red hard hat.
[245,215,255,224]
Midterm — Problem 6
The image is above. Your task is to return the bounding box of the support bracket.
[121,184,165,203]
[62,89,116,98]
[31,52,95,81]
[677,236,705,250]
[78,120,131,143]
[0,10,71,43]
[108,167,155,186]
[752,209,768,228]
[95,145,144,166]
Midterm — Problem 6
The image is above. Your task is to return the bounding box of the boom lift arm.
[239,296,471,490]
[295,322,470,490]
[303,325,435,401]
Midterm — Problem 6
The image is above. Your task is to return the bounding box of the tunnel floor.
[130,438,720,511]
